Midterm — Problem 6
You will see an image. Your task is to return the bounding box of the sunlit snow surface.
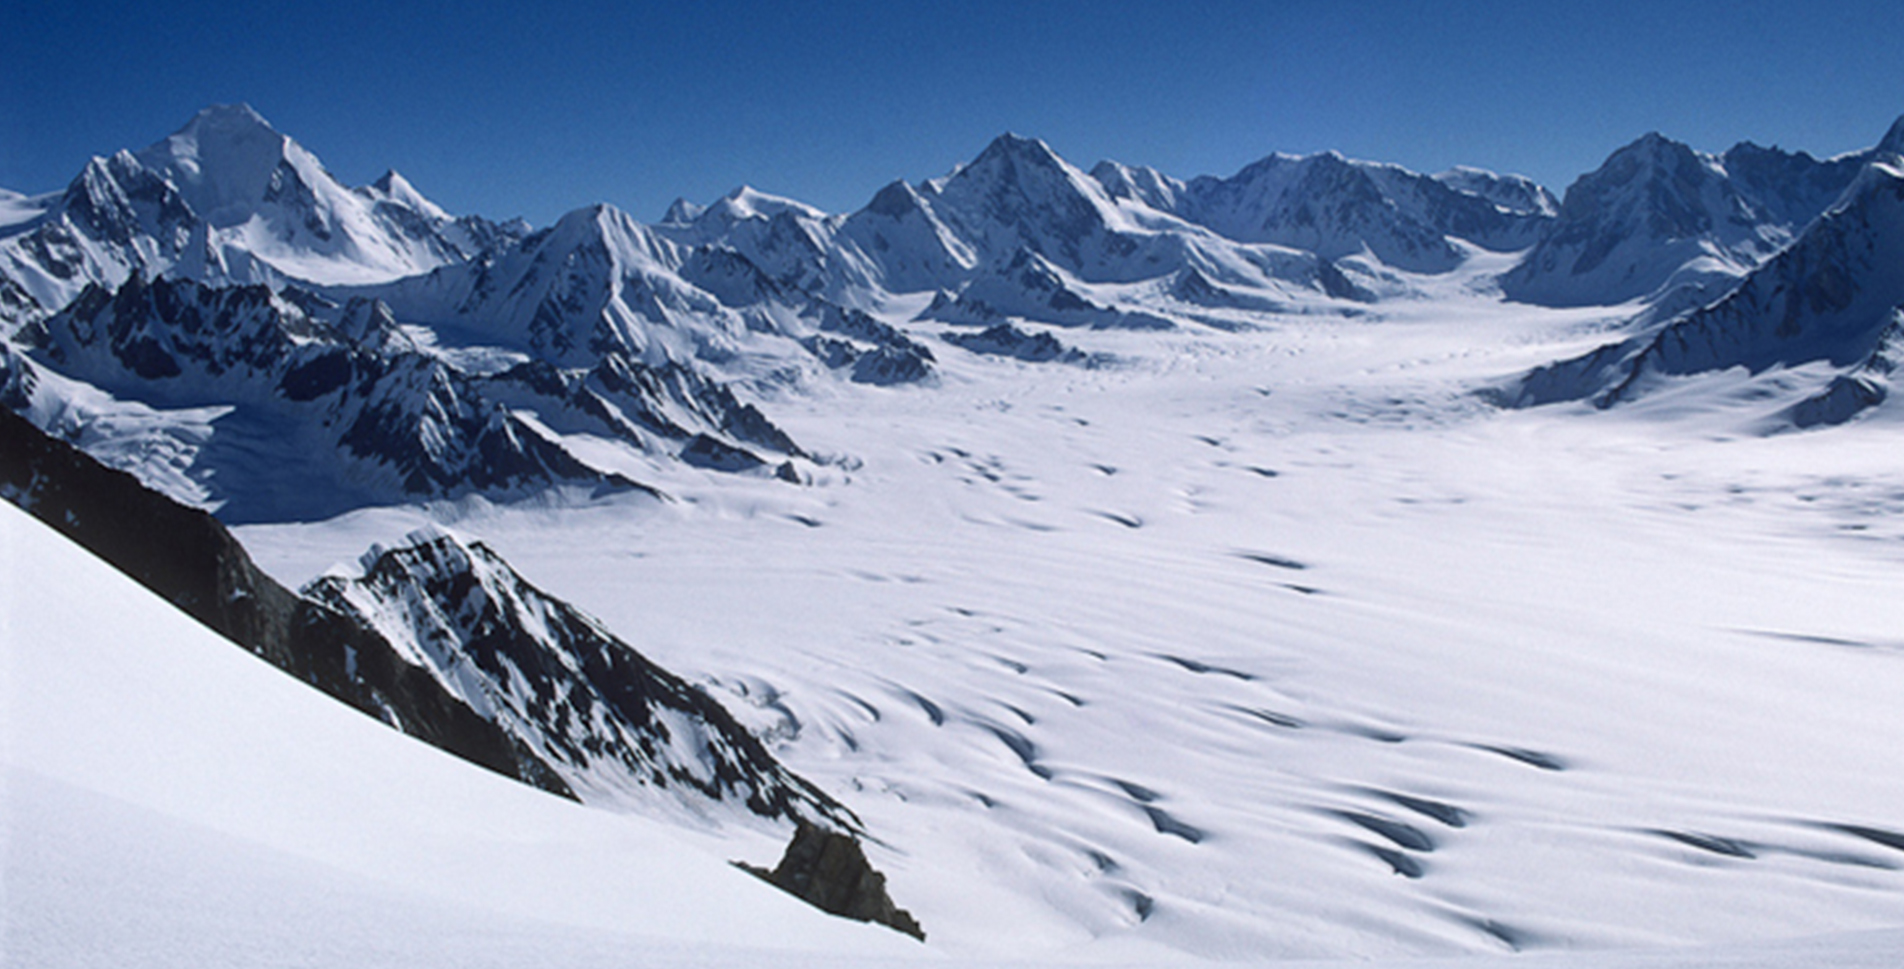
[31,260,1904,965]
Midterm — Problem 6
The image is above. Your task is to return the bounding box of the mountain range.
[7,103,1904,963]
[7,106,1904,505]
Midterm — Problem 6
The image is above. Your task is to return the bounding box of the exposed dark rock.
[740,822,925,941]
[680,432,766,471]
[0,406,572,797]
[304,530,858,829]
[945,322,1084,363]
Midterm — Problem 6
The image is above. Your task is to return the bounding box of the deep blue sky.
[5,1,1901,225]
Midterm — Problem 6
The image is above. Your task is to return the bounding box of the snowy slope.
[1507,149,1904,423]
[237,254,1904,963]
[1502,131,1870,309]
[0,499,924,966]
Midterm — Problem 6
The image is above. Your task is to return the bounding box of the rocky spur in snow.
[942,322,1094,365]
[0,404,884,833]
[304,525,861,831]
[0,405,571,796]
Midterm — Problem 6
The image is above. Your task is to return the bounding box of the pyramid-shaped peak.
[1618,131,1697,161]
[135,103,305,227]
[1876,114,1904,159]
[371,169,411,194]
[365,169,448,219]
[661,197,704,224]
[972,132,1068,170]
[182,102,278,133]
[863,179,926,218]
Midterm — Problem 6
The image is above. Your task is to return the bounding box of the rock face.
[944,322,1088,363]
[741,822,925,941]
[305,529,860,828]
[0,406,571,796]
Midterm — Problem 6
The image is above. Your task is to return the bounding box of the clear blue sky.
[5,1,1901,226]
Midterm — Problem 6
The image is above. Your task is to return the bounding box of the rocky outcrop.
[0,406,572,796]
[741,822,925,941]
[305,529,861,828]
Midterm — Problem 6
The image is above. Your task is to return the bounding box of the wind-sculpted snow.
[17,103,1904,966]
[304,527,859,831]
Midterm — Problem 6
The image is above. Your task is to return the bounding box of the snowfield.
[9,104,1904,967]
[221,266,1904,964]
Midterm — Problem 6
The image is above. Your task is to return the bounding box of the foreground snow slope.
[242,267,1904,963]
[0,500,921,967]
[9,502,1904,969]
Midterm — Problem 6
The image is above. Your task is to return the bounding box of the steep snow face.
[1503,132,1867,308]
[1509,155,1904,420]
[1432,166,1560,218]
[304,527,857,829]
[0,104,517,331]
[370,203,735,366]
[1103,152,1554,272]
[924,134,1196,284]
[833,179,979,294]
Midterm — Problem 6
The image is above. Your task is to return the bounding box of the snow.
[0,499,923,967]
[231,257,1904,964]
[0,189,57,235]
[11,110,1904,969]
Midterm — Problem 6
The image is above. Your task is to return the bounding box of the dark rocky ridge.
[0,406,572,796]
[304,530,861,830]
[740,822,925,941]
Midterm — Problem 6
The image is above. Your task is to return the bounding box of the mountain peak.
[973,132,1066,171]
[661,197,705,224]
[136,103,299,227]
[1876,114,1904,160]
[186,102,276,130]
[706,186,826,222]
[363,169,449,220]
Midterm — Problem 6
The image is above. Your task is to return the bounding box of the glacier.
[6,104,1904,967]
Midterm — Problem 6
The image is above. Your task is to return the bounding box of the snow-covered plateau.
[6,105,1904,968]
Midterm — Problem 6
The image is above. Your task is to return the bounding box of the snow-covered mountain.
[14,103,1904,967]
[0,104,519,331]
[1506,134,1904,424]
[1502,131,1869,309]
[17,273,671,518]
[1097,150,1555,272]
